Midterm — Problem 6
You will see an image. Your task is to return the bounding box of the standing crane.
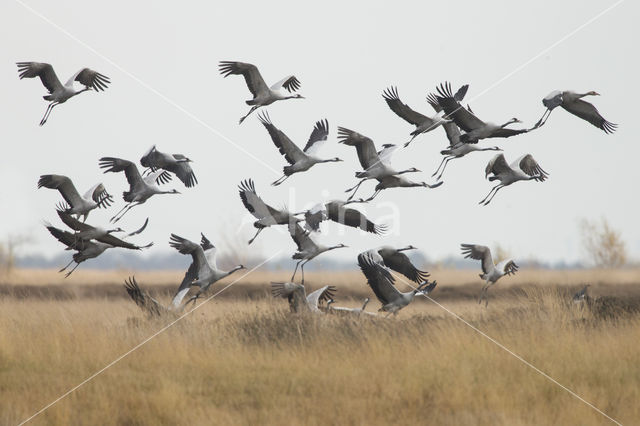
[357,252,436,316]
[17,62,110,126]
[238,178,302,244]
[460,244,518,307]
[258,112,341,186]
[435,82,528,143]
[38,174,113,222]
[99,157,180,223]
[140,145,198,188]
[219,61,303,124]
[480,153,548,205]
[169,233,245,308]
[289,223,347,284]
[533,90,617,133]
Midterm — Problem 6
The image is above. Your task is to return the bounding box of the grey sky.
[1,0,637,265]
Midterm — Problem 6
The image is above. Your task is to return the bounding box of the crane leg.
[39,102,58,126]
[300,260,309,285]
[345,179,367,201]
[479,184,501,205]
[435,157,455,181]
[432,156,449,177]
[64,262,80,278]
[59,258,75,273]
[403,133,419,148]
[248,228,264,245]
[483,185,504,206]
[291,260,302,282]
[532,109,551,129]
[271,175,290,186]
[363,189,381,203]
[239,106,260,124]
[111,202,138,223]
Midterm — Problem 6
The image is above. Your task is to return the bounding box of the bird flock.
[19,59,617,314]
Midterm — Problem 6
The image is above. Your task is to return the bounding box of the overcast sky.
[0,0,637,267]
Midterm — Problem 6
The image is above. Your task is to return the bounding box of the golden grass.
[1,269,639,425]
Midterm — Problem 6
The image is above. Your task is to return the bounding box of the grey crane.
[337,127,423,200]
[436,82,528,143]
[238,178,302,244]
[533,90,617,133]
[219,61,303,124]
[140,145,198,188]
[426,93,502,181]
[460,244,518,306]
[363,245,430,283]
[124,277,169,318]
[302,200,387,235]
[258,112,341,186]
[572,284,591,303]
[382,85,466,147]
[357,252,436,316]
[480,153,548,205]
[169,233,245,308]
[289,223,347,284]
[45,223,151,277]
[326,297,377,317]
[17,62,110,126]
[99,157,180,223]
[55,208,149,248]
[360,174,443,203]
[271,282,336,313]
[38,174,113,222]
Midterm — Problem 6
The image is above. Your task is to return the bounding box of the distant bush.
[579,218,627,268]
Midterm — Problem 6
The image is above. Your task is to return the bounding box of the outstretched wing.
[238,179,281,220]
[37,175,83,208]
[304,203,327,232]
[460,244,494,275]
[306,285,337,311]
[357,252,400,306]
[72,68,110,91]
[166,155,198,188]
[124,277,165,317]
[436,82,485,132]
[98,157,143,189]
[382,86,430,126]
[516,154,549,181]
[258,111,306,165]
[303,119,329,154]
[16,62,62,94]
[326,203,386,235]
[271,75,301,93]
[380,250,429,283]
[427,93,462,146]
[562,99,617,134]
[337,127,379,170]
[219,61,269,97]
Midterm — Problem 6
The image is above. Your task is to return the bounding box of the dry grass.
[1,269,639,425]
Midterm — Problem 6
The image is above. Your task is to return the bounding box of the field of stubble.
[1,268,639,425]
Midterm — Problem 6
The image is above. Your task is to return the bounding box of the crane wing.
[460,244,494,275]
[382,86,430,126]
[304,203,327,232]
[306,285,337,310]
[562,99,617,134]
[124,277,165,317]
[327,204,386,235]
[337,127,379,170]
[436,82,485,132]
[238,179,281,220]
[427,93,462,146]
[16,62,62,94]
[270,75,301,93]
[72,68,110,91]
[357,252,401,306]
[303,119,329,154]
[290,223,317,253]
[218,61,269,98]
[99,157,144,190]
[38,175,83,208]
[56,209,93,232]
[166,155,198,187]
[258,111,306,165]
[485,153,511,177]
[515,154,548,181]
[379,250,429,283]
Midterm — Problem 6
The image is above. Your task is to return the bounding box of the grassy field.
[1,268,639,425]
